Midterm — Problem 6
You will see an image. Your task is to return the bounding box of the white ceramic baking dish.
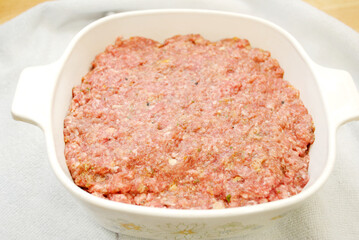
[11,9,359,239]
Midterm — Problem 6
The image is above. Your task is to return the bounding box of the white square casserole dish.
[11,9,359,239]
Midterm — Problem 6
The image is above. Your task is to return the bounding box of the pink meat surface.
[64,34,315,209]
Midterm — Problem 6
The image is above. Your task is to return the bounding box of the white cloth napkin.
[1,0,358,239]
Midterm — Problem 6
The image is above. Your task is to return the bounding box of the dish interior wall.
[52,11,328,190]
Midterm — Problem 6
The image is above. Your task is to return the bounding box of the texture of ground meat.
[64,34,315,209]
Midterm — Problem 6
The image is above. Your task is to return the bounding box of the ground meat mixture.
[64,34,315,209]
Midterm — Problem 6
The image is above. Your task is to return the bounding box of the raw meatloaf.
[64,34,315,209]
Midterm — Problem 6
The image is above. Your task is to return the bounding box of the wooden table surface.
[0,0,358,32]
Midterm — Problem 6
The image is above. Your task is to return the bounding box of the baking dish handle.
[11,62,59,130]
[313,63,359,127]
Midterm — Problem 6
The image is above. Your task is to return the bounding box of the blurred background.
[0,0,358,32]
